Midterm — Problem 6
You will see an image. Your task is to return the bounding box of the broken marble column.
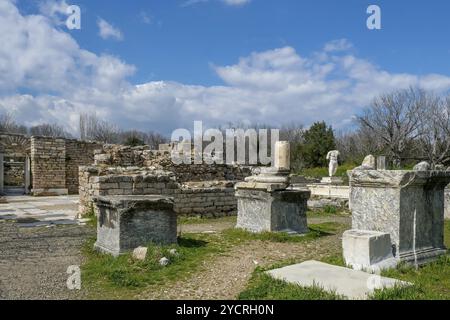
[347,169,450,266]
[274,141,290,171]
[93,195,177,256]
[236,141,310,234]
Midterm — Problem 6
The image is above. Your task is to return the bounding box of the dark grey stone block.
[93,195,177,256]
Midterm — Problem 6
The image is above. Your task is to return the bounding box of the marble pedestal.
[348,170,450,265]
[235,180,310,234]
[93,195,177,256]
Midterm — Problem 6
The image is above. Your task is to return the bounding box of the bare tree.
[0,112,27,134]
[357,87,424,166]
[29,123,72,138]
[79,112,120,143]
[145,131,168,150]
[416,95,450,166]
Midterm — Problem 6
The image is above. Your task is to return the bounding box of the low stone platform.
[267,260,410,300]
[93,195,177,256]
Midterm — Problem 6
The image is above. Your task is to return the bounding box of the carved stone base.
[235,187,310,234]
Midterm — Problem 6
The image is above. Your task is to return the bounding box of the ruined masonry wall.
[65,140,103,194]
[31,137,66,194]
[79,167,238,218]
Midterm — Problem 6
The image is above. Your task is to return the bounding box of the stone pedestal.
[235,181,310,234]
[348,170,450,265]
[320,176,344,185]
[93,195,177,256]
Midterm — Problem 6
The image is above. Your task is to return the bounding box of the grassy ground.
[238,220,450,300]
[81,220,341,299]
[80,209,449,300]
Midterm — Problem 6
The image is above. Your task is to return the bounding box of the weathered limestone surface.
[93,195,177,256]
[343,230,398,272]
[348,169,450,264]
[236,182,310,234]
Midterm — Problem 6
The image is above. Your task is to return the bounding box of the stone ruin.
[235,142,311,234]
[79,144,252,219]
[0,133,102,196]
[343,157,450,272]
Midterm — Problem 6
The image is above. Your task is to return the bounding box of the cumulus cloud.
[1,0,450,137]
[97,18,123,41]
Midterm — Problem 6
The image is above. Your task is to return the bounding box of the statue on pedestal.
[326,150,340,177]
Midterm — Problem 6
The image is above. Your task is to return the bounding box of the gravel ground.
[0,220,94,300]
[0,213,350,300]
[140,216,351,300]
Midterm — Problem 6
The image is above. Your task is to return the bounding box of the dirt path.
[141,217,351,300]
[0,221,94,300]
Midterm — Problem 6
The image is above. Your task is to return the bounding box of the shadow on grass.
[177,237,208,248]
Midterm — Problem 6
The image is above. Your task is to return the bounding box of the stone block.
[93,195,177,256]
[235,186,310,234]
[343,230,398,272]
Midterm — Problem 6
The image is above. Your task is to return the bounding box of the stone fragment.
[343,230,398,273]
[132,246,148,261]
[354,155,376,171]
[159,257,170,266]
[413,161,430,171]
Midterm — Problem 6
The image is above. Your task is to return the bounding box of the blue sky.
[2,0,450,135]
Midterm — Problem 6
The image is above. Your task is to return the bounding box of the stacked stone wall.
[31,136,66,195]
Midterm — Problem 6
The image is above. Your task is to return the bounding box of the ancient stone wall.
[94,145,252,182]
[79,166,239,218]
[31,136,67,195]
[0,134,30,159]
[65,139,103,194]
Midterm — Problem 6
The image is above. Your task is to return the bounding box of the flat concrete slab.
[267,260,411,300]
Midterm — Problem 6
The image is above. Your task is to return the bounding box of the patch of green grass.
[371,255,450,300]
[298,163,356,180]
[81,233,225,299]
[222,222,342,244]
[178,215,237,225]
[238,269,345,300]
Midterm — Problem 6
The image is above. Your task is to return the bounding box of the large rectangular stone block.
[93,195,177,256]
[348,170,450,265]
[235,184,310,234]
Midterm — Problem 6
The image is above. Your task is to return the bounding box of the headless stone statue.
[326,150,340,177]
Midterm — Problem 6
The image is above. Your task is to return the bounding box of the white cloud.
[324,39,353,52]
[1,1,450,137]
[38,0,70,26]
[97,18,123,41]
[221,0,251,6]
